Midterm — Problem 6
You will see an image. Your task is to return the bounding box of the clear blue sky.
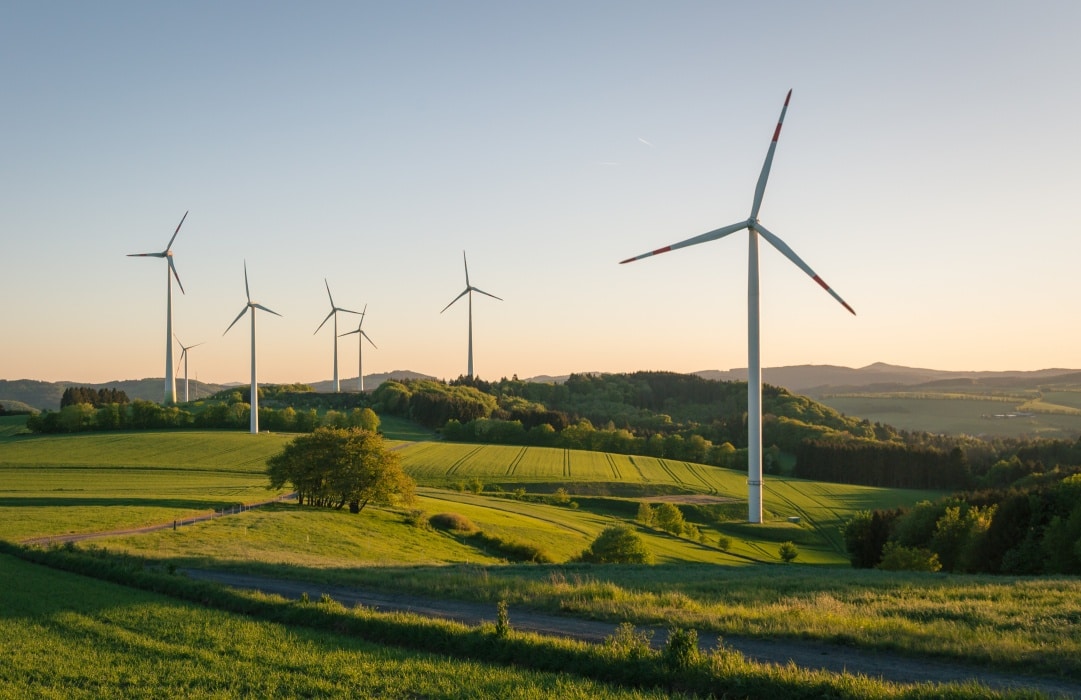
[2,1,1079,385]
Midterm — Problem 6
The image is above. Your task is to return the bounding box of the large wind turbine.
[619,90,855,524]
[174,335,204,403]
[441,251,502,379]
[314,279,361,392]
[224,262,282,434]
[340,304,377,392]
[127,211,188,405]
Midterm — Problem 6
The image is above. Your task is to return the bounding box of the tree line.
[843,468,1081,575]
[59,386,130,408]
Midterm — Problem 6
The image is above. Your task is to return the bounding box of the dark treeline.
[794,440,973,490]
[843,468,1081,575]
[59,386,129,409]
[26,386,380,435]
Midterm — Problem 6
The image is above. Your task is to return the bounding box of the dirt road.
[186,569,1080,699]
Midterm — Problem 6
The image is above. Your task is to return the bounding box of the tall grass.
[1,547,1034,699]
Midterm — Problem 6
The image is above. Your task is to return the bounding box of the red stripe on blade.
[812,275,830,291]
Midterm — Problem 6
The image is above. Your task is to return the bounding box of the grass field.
[0,414,28,437]
[817,394,1081,438]
[0,430,941,566]
[0,553,678,699]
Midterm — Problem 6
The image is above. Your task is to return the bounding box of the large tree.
[266,427,415,512]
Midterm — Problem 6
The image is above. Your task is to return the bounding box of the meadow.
[816,393,1081,439]
[3,427,1077,695]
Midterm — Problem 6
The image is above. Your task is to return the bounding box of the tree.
[653,503,685,535]
[578,525,654,564]
[266,427,415,512]
[778,541,799,563]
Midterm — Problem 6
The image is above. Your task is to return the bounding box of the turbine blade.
[168,257,185,294]
[243,261,251,303]
[339,329,360,337]
[750,89,792,221]
[362,331,377,349]
[462,250,470,286]
[127,252,166,258]
[314,309,334,334]
[336,306,362,315]
[324,278,335,308]
[754,222,856,315]
[471,286,503,301]
[441,288,469,313]
[253,303,282,317]
[619,220,749,264]
[166,210,189,251]
[224,306,248,335]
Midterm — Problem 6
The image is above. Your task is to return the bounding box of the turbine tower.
[314,279,361,392]
[441,251,502,379]
[127,211,188,405]
[340,304,377,392]
[619,90,855,524]
[174,335,204,403]
[224,261,282,434]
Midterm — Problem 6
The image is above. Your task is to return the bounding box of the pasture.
[0,553,676,700]
[817,393,1081,439]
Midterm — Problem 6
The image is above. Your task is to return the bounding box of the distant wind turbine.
[224,261,282,434]
[174,335,204,403]
[314,279,361,392]
[441,251,502,379]
[127,211,188,405]
[619,90,856,524]
[340,304,377,392]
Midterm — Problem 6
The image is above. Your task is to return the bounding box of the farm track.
[419,491,595,536]
[18,493,296,546]
[562,449,571,478]
[446,445,486,476]
[604,454,622,480]
[656,459,688,488]
[506,447,528,476]
[185,569,1081,699]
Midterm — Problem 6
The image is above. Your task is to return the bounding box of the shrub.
[578,525,653,564]
[605,622,653,661]
[405,510,431,529]
[429,513,478,532]
[663,627,699,672]
[876,541,942,572]
[716,535,732,552]
[778,541,799,563]
[653,503,685,535]
[636,502,655,526]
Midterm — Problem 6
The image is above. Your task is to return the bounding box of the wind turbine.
[441,251,502,379]
[224,261,282,434]
[340,304,377,392]
[127,211,188,405]
[619,90,855,524]
[314,279,361,392]
[174,335,204,403]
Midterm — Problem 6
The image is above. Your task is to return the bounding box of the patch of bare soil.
[186,569,1080,699]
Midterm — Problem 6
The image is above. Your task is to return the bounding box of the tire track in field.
[604,454,622,480]
[763,482,842,553]
[445,445,487,476]
[626,456,647,481]
[562,449,571,478]
[657,459,689,487]
[505,447,528,476]
[681,462,717,494]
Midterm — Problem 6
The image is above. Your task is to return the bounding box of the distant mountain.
[0,378,228,411]
[307,370,437,394]
[693,363,1081,395]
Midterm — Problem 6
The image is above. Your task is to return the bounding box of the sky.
[2,1,1080,387]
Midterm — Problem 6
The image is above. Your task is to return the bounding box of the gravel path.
[186,569,1080,699]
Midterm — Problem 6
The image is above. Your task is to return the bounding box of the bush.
[653,503,685,535]
[876,541,942,572]
[778,541,799,563]
[636,502,655,526]
[663,628,699,672]
[429,513,478,532]
[578,525,654,564]
[716,535,732,552]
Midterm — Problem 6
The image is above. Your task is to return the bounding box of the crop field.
[817,394,1081,438]
[0,553,673,700]
[0,431,295,541]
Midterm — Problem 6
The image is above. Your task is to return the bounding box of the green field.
[0,431,937,566]
[0,553,675,699]
[817,394,1081,438]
